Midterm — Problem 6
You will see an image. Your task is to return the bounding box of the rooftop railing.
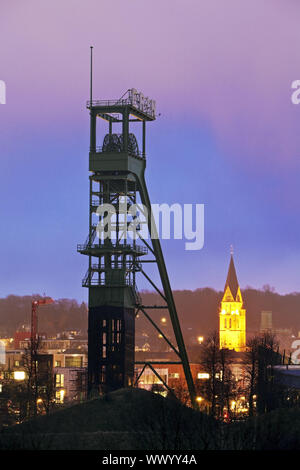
[86,98,156,119]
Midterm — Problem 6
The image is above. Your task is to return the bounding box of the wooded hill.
[0,287,299,341]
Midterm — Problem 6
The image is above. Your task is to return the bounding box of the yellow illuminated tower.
[219,252,246,351]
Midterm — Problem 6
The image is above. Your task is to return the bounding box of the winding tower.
[78,54,196,406]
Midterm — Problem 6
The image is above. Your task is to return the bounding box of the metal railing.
[87,98,132,107]
[82,274,136,288]
[90,262,142,271]
[77,242,148,255]
[94,145,145,158]
[86,98,155,119]
[84,278,133,287]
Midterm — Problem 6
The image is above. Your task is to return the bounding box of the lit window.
[169,373,180,379]
[55,361,61,367]
[14,371,25,381]
[65,356,83,367]
[55,389,65,404]
[101,365,106,382]
[197,373,210,379]
[14,360,20,367]
[56,374,64,387]
[102,332,107,345]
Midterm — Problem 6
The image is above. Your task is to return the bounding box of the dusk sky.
[1,0,300,301]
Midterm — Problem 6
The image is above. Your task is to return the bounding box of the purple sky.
[1,0,300,301]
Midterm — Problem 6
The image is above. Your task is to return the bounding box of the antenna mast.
[90,46,93,104]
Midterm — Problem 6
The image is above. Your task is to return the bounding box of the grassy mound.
[0,388,218,450]
[225,407,300,450]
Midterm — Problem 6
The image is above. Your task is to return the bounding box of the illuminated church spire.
[219,250,246,351]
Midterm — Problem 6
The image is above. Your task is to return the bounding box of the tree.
[256,332,280,413]
[198,331,234,419]
[199,331,219,417]
[243,336,260,417]
[243,332,281,416]
[170,378,190,406]
[218,347,235,419]
[0,376,28,426]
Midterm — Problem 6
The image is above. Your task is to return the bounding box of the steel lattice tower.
[78,55,196,406]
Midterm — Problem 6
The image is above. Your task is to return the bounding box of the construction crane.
[31,297,54,350]
[29,297,54,418]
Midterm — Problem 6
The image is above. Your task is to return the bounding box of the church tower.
[219,253,246,351]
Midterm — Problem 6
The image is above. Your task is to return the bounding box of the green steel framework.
[78,90,196,407]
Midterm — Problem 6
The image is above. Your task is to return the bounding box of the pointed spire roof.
[224,254,239,300]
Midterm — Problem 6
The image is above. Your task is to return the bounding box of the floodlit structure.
[219,254,246,351]
[78,48,196,406]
